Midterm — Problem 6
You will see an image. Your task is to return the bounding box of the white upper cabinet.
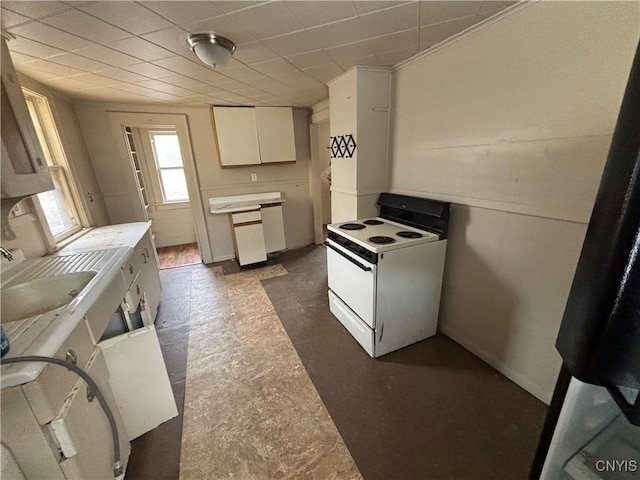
[213,106,296,167]
[255,107,296,164]
[212,107,261,167]
[0,38,54,198]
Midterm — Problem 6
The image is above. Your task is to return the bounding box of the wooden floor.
[157,243,201,269]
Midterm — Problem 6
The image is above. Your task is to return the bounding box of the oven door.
[326,239,376,328]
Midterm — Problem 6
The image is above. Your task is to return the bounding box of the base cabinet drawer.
[328,290,374,357]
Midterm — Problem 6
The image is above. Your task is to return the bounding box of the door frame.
[309,100,330,244]
[107,112,213,263]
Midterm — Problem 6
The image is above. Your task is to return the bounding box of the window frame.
[22,88,84,242]
[147,130,190,205]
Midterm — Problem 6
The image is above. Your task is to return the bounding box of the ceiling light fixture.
[186,33,236,68]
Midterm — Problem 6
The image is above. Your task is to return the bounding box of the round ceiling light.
[186,33,236,68]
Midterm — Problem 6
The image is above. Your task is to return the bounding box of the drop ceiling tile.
[419,15,476,49]
[98,67,149,83]
[16,67,59,83]
[79,2,173,35]
[24,60,84,77]
[1,8,31,29]
[40,9,131,43]
[143,1,225,26]
[239,75,285,89]
[160,75,207,89]
[325,39,375,67]
[66,73,123,87]
[141,26,191,56]
[183,14,256,44]
[282,1,357,28]
[73,45,141,67]
[480,1,519,13]
[2,1,71,20]
[251,58,298,76]
[111,83,158,94]
[285,50,335,69]
[233,42,279,64]
[48,76,99,91]
[212,2,266,14]
[419,1,482,26]
[376,46,418,66]
[9,22,94,51]
[109,37,174,62]
[301,63,345,83]
[9,52,40,65]
[47,53,111,72]
[307,17,367,49]
[151,55,220,79]
[353,1,413,16]
[121,62,177,79]
[368,28,418,54]
[263,30,323,57]
[189,84,227,95]
[359,2,419,37]
[7,36,66,59]
[227,2,301,40]
[140,90,184,102]
[271,70,311,86]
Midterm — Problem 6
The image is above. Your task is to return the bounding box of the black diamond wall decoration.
[328,134,357,158]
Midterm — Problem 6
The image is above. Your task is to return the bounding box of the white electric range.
[326,193,450,357]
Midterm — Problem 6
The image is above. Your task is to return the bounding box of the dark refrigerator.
[530,41,640,479]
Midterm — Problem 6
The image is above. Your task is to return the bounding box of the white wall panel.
[389,1,640,403]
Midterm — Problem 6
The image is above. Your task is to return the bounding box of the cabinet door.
[0,38,54,198]
[49,349,130,480]
[255,107,296,163]
[98,326,178,440]
[212,107,261,167]
[261,204,286,253]
[234,222,267,265]
[136,231,162,323]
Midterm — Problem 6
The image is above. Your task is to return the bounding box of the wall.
[3,74,110,258]
[75,103,313,261]
[389,1,640,403]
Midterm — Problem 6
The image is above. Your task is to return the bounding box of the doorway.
[108,112,213,264]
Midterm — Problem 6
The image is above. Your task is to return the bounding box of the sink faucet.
[0,246,13,261]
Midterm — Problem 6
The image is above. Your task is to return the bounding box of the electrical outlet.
[251,173,258,182]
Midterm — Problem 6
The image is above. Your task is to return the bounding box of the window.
[23,89,82,241]
[149,131,189,203]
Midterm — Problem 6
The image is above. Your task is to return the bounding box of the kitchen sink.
[1,271,97,323]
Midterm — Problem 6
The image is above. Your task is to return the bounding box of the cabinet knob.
[65,349,77,365]
[128,264,133,274]
[136,284,140,296]
[86,385,95,403]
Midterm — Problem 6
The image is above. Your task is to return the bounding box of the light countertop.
[209,192,285,214]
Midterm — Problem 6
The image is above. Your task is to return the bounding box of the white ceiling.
[1,1,516,107]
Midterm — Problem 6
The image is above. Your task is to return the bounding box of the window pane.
[152,134,183,168]
[37,169,78,236]
[160,169,189,202]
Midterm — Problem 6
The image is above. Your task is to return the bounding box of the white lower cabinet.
[51,349,130,480]
[232,210,267,266]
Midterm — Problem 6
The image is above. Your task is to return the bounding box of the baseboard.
[438,323,553,405]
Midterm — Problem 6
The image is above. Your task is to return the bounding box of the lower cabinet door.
[234,223,267,266]
[98,325,178,440]
[49,349,130,480]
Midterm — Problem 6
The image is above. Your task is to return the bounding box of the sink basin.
[1,271,97,323]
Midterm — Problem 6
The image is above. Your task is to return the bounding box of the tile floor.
[126,245,547,480]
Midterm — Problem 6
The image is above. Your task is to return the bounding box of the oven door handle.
[325,242,372,272]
